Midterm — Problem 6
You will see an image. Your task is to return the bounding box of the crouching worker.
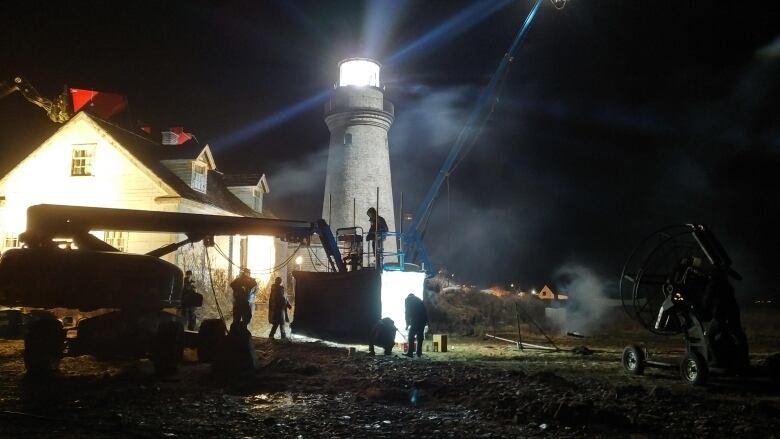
[369,317,397,356]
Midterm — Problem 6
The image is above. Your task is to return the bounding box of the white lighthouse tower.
[323,58,397,263]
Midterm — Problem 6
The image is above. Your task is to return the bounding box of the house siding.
[0,113,288,318]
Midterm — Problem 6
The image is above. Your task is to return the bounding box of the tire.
[197,318,226,363]
[151,321,184,375]
[680,351,709,386]
[622,344,645,375]
[24,318,65,375]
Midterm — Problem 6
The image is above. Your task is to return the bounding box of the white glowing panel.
[246,235,275,288]
[380,270,426,342]
[339,59,380,87]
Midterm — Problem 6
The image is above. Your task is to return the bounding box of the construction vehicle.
[0,76,71,123]
[619,224,779,385]
[0,204,345,375]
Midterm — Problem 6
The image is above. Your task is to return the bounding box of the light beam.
[387,0,514,65]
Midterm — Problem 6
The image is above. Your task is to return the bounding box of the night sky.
[1,1,778,300]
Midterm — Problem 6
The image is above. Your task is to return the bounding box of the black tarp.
[291,269,380,343]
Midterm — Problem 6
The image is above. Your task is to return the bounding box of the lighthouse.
[323,58,397,263]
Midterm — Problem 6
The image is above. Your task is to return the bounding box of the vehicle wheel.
[151,321,184,375]
[680,351,709,386]
[24,318,65,375]
[622,344,645,375]
[197,318,226,363]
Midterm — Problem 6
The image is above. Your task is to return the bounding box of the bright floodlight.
[381,270,426,342]
[295,256,303,265]
[339,58,380,87]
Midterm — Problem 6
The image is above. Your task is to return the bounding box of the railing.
[333,228,412,272]
[324,95,394,116]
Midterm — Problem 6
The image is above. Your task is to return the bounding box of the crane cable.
[203,245,226,323]
[449,0,567,174]
[408,0,550,256]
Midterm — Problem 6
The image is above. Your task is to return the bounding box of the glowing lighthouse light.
[339,58,380,87]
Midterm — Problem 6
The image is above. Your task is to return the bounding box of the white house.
[0,111,288,294]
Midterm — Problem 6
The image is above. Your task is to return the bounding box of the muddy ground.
[1,325,779,439]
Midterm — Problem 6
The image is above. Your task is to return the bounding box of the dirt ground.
[1,321,779,438]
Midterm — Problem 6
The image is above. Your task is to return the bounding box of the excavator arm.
[0,76,71,123]
[0,204,345,311]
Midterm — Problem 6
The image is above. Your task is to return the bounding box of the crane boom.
[403,0,548,274]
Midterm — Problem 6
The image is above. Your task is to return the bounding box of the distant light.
[532,289,537,295]
[295,256,303,265]
[510,283,515,288]
[339,58,380,87]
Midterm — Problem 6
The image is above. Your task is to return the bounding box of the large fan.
[619,224,733,336]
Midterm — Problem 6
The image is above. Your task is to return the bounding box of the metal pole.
[446,176,451,269]
[399,192,403,269]
[328,193,332,226]
[515,302,524,352]
[484,334,558,352]
[399,192,403,236]
[516,301,560,351]
[376,186,380,268]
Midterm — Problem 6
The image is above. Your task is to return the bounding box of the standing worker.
[404,293,428,358]
[268,277,292,340]
[230,268,257,329]
[366,207,388,268]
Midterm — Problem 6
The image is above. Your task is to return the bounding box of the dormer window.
[71,144,96,176]
[191,163,207,193]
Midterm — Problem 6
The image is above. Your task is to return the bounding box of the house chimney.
[161,127,194,145]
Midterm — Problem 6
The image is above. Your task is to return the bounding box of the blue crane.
[398,0,564,275]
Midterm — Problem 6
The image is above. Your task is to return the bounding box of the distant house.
[537,285,568,301]
[0,111,287,289]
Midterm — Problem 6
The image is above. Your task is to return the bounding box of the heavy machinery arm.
[401,0,552,274]
[20,204,345,272]
[0,204,345,311]
[0,76,71,123]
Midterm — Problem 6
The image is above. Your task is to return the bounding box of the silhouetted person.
[369,317,397,356]
[366,207,388,267]
[231,268,257,329]
[404,293,428,358]
[180,270,198,330]
[702,267,748,369]
[268,277,291,339]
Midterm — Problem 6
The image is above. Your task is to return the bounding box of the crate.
[432,334,448,352]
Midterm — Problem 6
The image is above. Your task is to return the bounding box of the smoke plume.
[553,264,615,334]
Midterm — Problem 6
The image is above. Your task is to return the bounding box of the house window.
[344,133,352,145]
[191,163,207,193]
[3,233,19,251]
[71,144,96,176]
[103,231,128,251]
